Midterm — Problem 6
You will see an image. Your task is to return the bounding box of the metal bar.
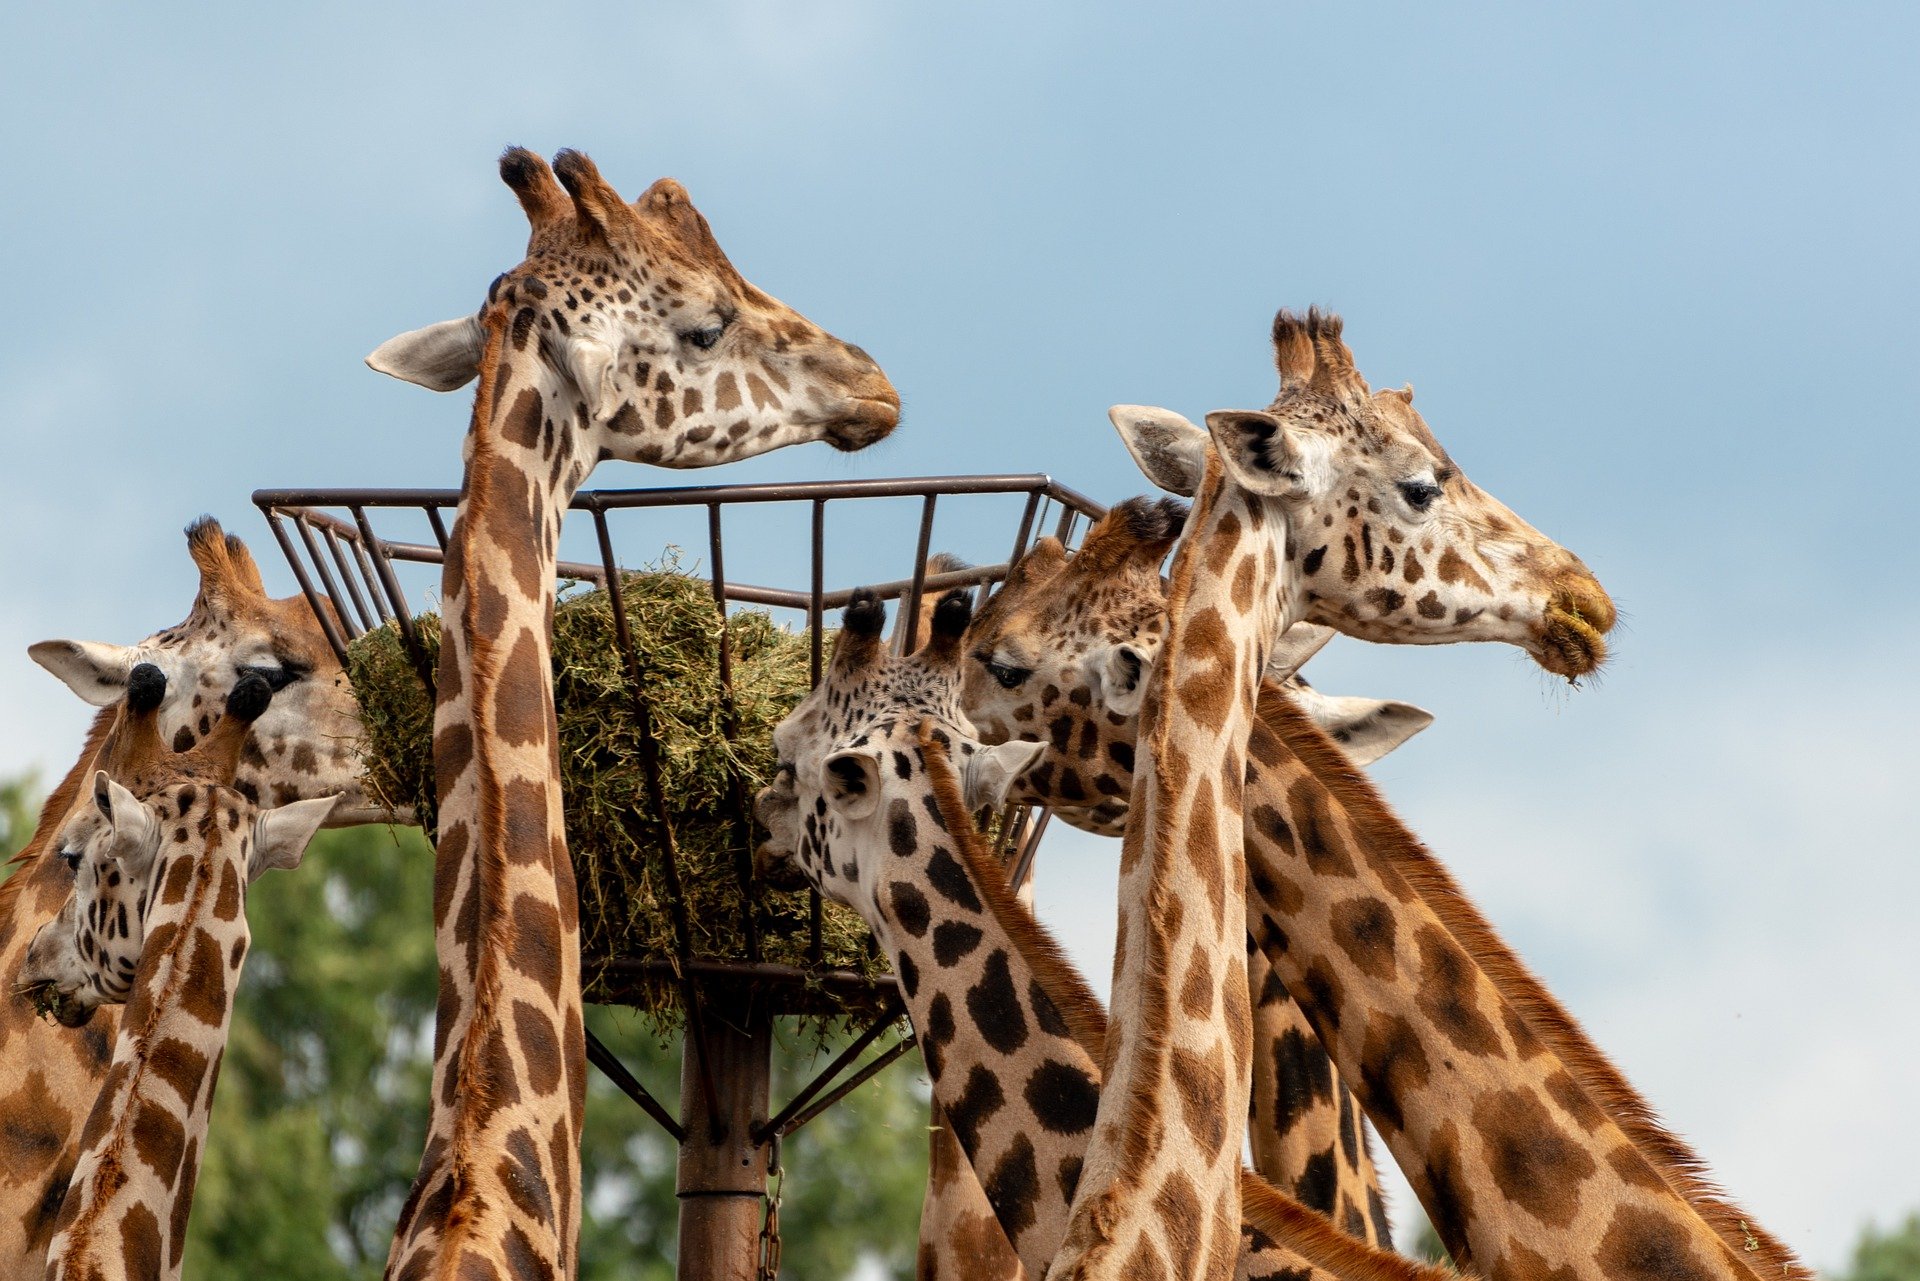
[752,1007,898,1143]
[993,805,1030,860]
[349,505,433,693]
[777,1034,917,1138]
[708,503,762,966]
[317,524,378,634]
[808,499,825,688]
[1053,503,1079,545]
[587,958,899,1000]
[346,528,395,626]
[1043,480,1107,520]
[587,1027,685,1143]
[424,505,451,552]
[990,489,1045,608]
[291,516,363,643]
[262,510,351,666]
[591,507,720,1130]
[1009,808,1052,892]
[252,474,1073,514]
[900,495,937,655]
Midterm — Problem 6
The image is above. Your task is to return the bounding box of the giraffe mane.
[1239,1175,1463,1281]
[427,300,555,1252]
[0,706,115,909]
[922,723,1464,1281]
[917,722,1107,1055]
[1256,687,1805,1281]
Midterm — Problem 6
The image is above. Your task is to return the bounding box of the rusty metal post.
[675,995,773,1281]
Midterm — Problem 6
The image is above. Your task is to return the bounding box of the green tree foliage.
[0,770,40,863]
[1404,1212,1457,1272]
[1839,1214,1920,1281]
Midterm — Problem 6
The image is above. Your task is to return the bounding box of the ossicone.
[126,663,166,714]
[843,590,887,639]
[225,671,273,725]
[930,589,972,640]
[498,146,569,231]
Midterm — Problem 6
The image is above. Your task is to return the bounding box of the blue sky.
[2,2,1915,1267]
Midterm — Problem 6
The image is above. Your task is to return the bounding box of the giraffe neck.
[1051,460,1284,1281]
[896,727,1448,1281]
[44,811,250,1281]
[1241,689,1801,1281]
[1247,946,1391,1248]
[0,710,120,1274]
[387,339,587,1278]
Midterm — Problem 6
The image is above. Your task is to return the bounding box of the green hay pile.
[346,565,889,1026]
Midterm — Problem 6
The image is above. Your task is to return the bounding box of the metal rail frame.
[253,475,1105,1144]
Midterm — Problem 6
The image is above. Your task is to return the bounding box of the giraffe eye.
[1397,479,1443,512]
[981,659,1031,690]
[683,320,727,351]
[60,849,81,871]
[239,662,301,693]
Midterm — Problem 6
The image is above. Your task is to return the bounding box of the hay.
[346,563,890,1028]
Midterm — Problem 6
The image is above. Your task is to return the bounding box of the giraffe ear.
[1286,686,1434,766]
[1206,410,1322,499]
[563,336,618,422]
[1109,405,1208,498]
[960,740,1045,812]
[92,772,156,857]
[250,795,340,879]
[822,749,883,822]
[1090,642,1153,717]
[30,640,138,707]
[366,315,486,392]
[1265,623,1336,682]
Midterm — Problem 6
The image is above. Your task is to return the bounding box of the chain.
[757,1133,784,1281]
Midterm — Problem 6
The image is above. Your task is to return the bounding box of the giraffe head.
[754,589,1043,906]
[19,667,337,1027]
[957,498,1434,833]
[28,518,381,823]
[368,147,899,469]
[1112,308,1615,678]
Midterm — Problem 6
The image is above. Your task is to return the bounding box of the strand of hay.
[346,562,890,1029]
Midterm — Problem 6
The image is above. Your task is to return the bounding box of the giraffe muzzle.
[22,981,94,1029]
[1534,577,1617,679]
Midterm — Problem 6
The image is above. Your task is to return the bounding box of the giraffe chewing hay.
[0,517,377,1278]
[21,665,336,1280]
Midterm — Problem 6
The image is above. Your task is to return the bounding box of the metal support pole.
[675,996,773,1281]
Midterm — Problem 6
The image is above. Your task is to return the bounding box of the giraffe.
[901,528,1426,1269]
[753,586,1453,1281]
[953,341,1801,1276]
[364,147,898,1278]
[0,517,381,1276]
[959,498,1407,1245]
[18,664,338,1279]
[1044,309,1615,1281]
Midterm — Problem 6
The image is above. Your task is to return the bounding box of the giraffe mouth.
[1533,582,1616,680]
[820,397,901,452]
[23,982,94,1029]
